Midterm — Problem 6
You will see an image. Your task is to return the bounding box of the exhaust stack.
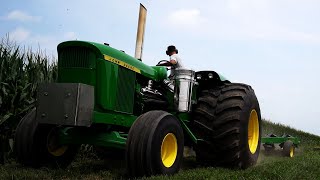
[134,4,147,61]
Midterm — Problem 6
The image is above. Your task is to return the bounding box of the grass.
[0,120,319,180]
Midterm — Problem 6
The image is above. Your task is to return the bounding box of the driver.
[164,45,184,79]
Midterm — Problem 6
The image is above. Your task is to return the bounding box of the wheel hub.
[248,109,259,154]
[290,146,294,157]
[47,128,68,157]
[161,133,178,168]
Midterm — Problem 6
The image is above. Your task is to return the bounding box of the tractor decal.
[104,54,141,74]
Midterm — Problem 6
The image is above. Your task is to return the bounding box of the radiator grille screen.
[115,67,136,113]
[59,47,95,68]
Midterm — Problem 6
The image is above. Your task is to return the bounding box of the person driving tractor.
[161,45,184,79]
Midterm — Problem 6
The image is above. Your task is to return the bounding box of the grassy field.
[1,120,319,180]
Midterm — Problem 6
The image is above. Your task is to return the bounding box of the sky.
[1,0,320,135]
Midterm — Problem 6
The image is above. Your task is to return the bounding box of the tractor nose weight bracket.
[37,83,94,127]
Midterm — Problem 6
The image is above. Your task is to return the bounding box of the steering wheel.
[156,60,172,70]
[156,60,171,66]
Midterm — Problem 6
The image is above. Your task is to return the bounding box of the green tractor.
[14,4,261,177]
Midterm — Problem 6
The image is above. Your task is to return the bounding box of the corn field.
[0,36,57,163]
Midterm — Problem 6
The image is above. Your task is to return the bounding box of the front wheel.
[126,110,184,177]
[14,109,79,168]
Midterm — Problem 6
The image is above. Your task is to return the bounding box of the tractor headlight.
[208,73,213,79]
[196,74,202,80]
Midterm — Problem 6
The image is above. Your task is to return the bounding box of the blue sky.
[1,0,320,135]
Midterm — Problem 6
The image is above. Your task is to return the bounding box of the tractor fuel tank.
[174,69,195,112]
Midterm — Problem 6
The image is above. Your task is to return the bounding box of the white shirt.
[170,54,183,77]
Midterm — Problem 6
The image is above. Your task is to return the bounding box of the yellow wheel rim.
[248,109,259,154]
[290,146,294,158]
[47,129,68,157]
[161,133,178,168]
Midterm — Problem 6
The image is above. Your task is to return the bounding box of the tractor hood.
[57,41,167,81]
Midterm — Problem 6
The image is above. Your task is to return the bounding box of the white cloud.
[3,10,42,22]
[9,27,30,42]
[168,9,207,27]
[63,32,77,40]
[8,27,74,55]
[157,0,320,43]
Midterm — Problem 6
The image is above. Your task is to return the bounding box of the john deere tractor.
[14,4,261,177]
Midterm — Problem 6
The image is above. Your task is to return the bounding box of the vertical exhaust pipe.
[134,3,147,61]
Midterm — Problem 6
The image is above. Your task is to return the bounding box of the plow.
[262,134,300,157]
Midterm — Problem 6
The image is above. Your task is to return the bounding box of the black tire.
[126,110,184,177]
[263,144,275,156]
[283,140,295,158]
[14,109,79,168]
[193,83,261,168]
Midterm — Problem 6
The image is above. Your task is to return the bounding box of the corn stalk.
[0,35,57,163]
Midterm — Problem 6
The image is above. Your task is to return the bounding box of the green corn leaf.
[0,113,13,126]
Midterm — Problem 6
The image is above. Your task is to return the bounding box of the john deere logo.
[104,54,141,74]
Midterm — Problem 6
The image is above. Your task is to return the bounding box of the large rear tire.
[14,109,79,168]
[193,83,261,168]
[126,110,184,177]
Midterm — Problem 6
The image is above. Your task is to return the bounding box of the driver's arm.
[169,59,177,65]
[169,56,177,65]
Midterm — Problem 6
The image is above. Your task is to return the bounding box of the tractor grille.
[115,67,136,113]
[59,47,95,68]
